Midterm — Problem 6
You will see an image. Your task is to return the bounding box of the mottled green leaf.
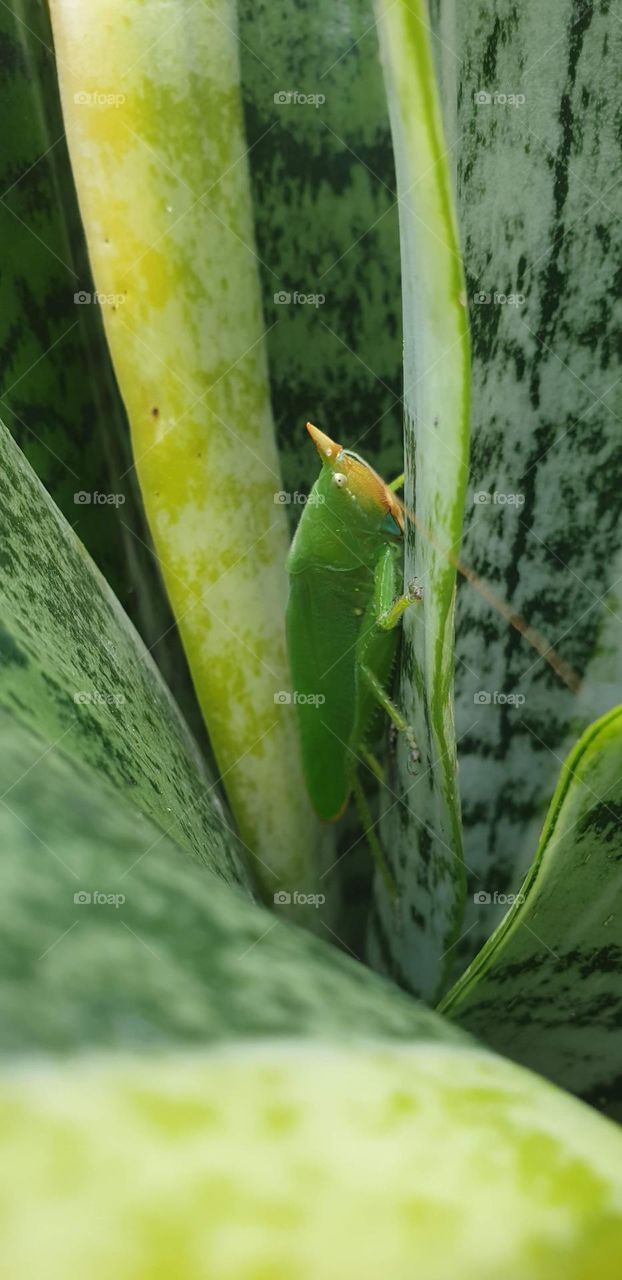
[0,419,251,890]
[442,706,622,1121]
[3,1044,622,1278]
[368,0,471,999]
[0,713,461,1054]
[238,1,410,932]
[428,0,622,969]
[239,0,404,505]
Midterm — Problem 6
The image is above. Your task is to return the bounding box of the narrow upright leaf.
[49,0,326,891]
[0,0,202,737]
[369,0,471,998]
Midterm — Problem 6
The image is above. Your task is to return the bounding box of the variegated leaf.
[442,706,622,1121]
[368,0,471,999]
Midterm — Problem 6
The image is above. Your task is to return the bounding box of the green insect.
[286,423,421,892]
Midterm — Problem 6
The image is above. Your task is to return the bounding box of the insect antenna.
[398,497,581,695]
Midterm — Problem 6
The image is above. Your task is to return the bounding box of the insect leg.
[351,769,396,899]
[374,545,422,631]
[360,662,408,733]
[359,746,385,784]
[360,662,420,765]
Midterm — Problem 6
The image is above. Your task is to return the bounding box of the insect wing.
[286,567,361,820]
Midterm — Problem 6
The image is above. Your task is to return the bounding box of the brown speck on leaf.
[151,407,159,417]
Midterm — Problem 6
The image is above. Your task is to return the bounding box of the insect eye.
[332,472,347,488]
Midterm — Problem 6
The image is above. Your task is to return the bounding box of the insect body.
[286,423,419,885]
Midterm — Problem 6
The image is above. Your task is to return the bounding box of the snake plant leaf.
[0,419,251,891]
[1,713,461,1054]
[49,0,326,894]
[442,706,622,1122]
[238,0,408,936]
[3,1045,622,1279]
[238,0,404,503]
[0,0,204,740]
[428,0,622,969]
[368,0,471,1000]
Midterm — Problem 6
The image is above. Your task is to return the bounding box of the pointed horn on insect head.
[305,421,404,533]
[306,422,344,466]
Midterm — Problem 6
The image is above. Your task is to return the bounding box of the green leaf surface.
[238,0,405,505]
[442,707,622,1121]
[3,1044,622,1278]
[428,0,622,969]
[0,1,204,740]
[0,419,251,891]
[0,713,462,1054]
[50,0,327,892]
[368,0,471,999]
